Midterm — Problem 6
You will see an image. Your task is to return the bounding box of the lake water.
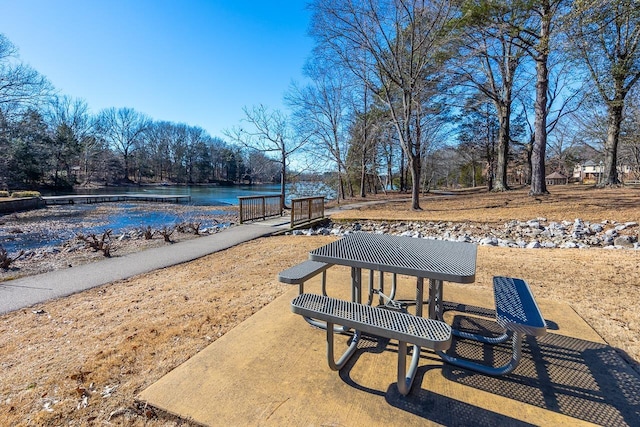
[47,182,336,206]
[59,184,282,206]
[1,183,335,253]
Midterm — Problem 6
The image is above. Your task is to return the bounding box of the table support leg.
[367,269,375,305]
[428,279,443,320]
[416,278,424,317]
[351,267,362,303]
[326,323,360,371]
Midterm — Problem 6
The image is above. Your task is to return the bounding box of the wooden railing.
[290,196,325,228]
[238,195,283,224]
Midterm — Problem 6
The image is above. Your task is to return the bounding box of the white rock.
[479,237,498,246]
[561,241,578,249]
[589,223,604,233]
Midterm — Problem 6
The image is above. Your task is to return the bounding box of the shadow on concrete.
[334,303,640,426]
[440,306,640,426]
[336,333,537,426]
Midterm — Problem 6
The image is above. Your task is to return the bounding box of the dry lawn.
[331,185,640,223]
[0,185,639,426]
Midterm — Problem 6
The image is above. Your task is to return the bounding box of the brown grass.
[331,185,640,224]
[0,185,639,425]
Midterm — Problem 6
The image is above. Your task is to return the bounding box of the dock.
[41,194,191,205]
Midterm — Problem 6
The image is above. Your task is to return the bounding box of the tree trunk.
[280,149,287,210]
[337,164,345,201]
[360,152,367,198]
[530,4,551,196]
[493,104,510,191]
[601,101,623,186]
[399,149,405,192]
[409,156,421,210]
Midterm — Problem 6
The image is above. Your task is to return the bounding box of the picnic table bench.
[278,260,331,295]
[278,260,350,332]
[291,293,452,395]
[438,276,547,375]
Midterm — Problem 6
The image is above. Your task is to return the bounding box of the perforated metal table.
[309,233,477,319]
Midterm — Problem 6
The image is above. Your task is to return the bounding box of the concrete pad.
[138,271,640,426]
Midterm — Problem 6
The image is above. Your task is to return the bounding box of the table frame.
[308,233,477,389]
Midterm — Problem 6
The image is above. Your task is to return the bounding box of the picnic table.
[308,232,477,320]
[288,232,546,394]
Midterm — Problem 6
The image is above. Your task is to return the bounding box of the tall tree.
[310,0,458,210]
[96,107,150,181]
[457,98,499,189]
[47,96,94,185]
[527,0,572,195]
[7,109,51,187]
[286,61,352,201]
[225,105,306,209]
[570,0,640,186]
[456,1,529,191]
[0,34,52,113]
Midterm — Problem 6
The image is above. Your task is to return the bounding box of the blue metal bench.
[291,293,452,395]
[438,276,547,375]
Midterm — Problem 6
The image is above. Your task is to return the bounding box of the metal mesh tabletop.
[309,233,477,283]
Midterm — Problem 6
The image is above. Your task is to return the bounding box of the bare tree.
[286,61,352,201]
[0,34,52,112]
[569,0,640,186]
[96,107,150,182]
[225,105,306,209]
[47,96,96,184]
[620,87,640,180]
[309,0,458,210]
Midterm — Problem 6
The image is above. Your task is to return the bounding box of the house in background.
[572,161,633,184]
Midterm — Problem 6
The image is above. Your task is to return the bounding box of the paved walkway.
[0,199,391,316]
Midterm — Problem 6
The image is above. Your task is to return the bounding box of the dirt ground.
[0,185,639,426]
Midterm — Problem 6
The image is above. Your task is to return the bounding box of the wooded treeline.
[288,0,640,209]
[2,1,640,208]
[0,35,281,191]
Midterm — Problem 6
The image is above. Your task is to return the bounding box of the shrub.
[0,191,9,198]
[0,246,25,270]
[11,191,42,198]
[76,229,112,257]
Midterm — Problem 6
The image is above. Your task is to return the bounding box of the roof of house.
[546,172,567,179]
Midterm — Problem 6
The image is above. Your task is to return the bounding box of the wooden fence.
[290,196,325,228]
[238,195,283,224]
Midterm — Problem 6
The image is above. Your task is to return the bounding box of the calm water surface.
[1,183,334,253]
[60,184,283,206]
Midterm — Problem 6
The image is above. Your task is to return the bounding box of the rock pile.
[292,218,640,250]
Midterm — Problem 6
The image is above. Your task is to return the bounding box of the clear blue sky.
[0,0,314,138]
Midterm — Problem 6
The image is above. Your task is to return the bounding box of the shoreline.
[0,202,239,281]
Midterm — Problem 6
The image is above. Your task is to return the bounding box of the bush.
[0,191,9,197]
[10,191,41,198]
